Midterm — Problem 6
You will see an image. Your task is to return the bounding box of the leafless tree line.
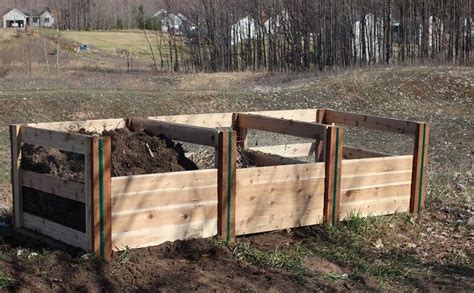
[171,0,472,72]
[2,0,472,72]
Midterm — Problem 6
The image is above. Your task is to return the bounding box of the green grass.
[40,29,182,60]
[299,214,424,285]
[233,242,312,283]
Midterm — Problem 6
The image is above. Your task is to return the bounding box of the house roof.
[2,7,52,18]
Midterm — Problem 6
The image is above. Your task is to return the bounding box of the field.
[0,29,473,291]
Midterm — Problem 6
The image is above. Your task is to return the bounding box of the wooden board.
[343,146,390,159]
[248,143,316,158]
[235,163,325,235]
[10,125,23,228]
[324,126,343,225]
[28,119,126,132]
[243,149,306,166]
[340,196,410,219]
[127,118,219,146]
[20,126,91,154]
[21,170,86,203]
[148,109,318,128]
[341,170,412,191]
[111,169,218,247]
[325,109,418,135]
[410,123,430,214]
[339,155,413,219]
[111,169,217,194]
[341,155,413,174]
[236,113,328,140]
[27,109,317,131]
[112,219,218,251]
[112,202,217,233]
[23,213,87,250]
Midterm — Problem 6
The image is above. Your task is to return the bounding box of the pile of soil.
[103,128,197,177]
[21,144,85,182]
[20,128,198,181]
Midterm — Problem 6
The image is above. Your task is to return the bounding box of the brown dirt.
[0,235,330,292]
[103,128,197,177]
[20,128,198,183]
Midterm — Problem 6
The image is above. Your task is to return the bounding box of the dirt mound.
[21,144,85,182]
[20,128,198,181]
[103,128,197,177]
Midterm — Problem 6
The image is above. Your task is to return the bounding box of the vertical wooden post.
[315,109,327,161]
[90,136,112,260]
[217,130,237,242]
[10,125,23,228]
[232,113,248,149]
[410,122,430,214]
[324,126,344,225]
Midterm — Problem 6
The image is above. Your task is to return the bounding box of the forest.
[1,0,472,72]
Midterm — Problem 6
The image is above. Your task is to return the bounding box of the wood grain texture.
[236,113,328,140]
[23,213,87,250]
[21,170,86,203]
[112,219,217,251]
[10,124,23,228]
[127,118,219,146]
[20,126,91,154]
[324,127,344,225]
[235,163,326,235]
[325,109,418,135]
[410,123,430,214]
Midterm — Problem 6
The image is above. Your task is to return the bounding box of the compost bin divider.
[10,124,23,228]
[216,130,237,242]
[88,136,112,260]
[410,123,430,214]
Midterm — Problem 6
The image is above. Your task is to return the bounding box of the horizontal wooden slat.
[20,126,91,154]
[148,109,317,128]
[112,185,217,213]
[111,169,217,194]
[243,149,306,166]
[341,183,411,203]
[23,213,87,250]
[236,208,324,235]
[236,163,325,186]
[325,109,418,135]
[237,113,328,140]
[341,155,413,175]
[341,170,412,191]
[249,143,316,158]
[111,202,217,233]
[340,196,410,219]
[343,146,390,159]
[21,170,86,203]
[237,178,326,198]
[28,119,126,132]
[112,219,217,251]
[127,118,219,146]
[26,110,317,131]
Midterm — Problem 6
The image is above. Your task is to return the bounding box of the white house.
[153,9,189,34]
[2,8,54,28]
[231,16,259,45]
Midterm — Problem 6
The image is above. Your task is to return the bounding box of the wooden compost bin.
[10,109,429,260]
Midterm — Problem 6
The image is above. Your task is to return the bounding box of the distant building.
[2,8,54,28]
[153,9,192,35]
[231,16,259,45]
